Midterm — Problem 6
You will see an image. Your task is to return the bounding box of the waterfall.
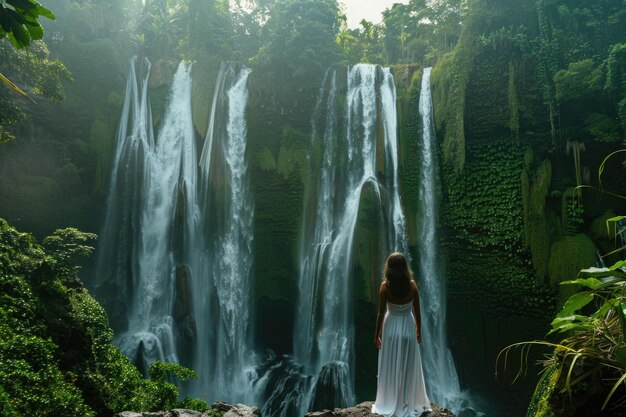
[291,64,408,415]
[98,59,478,416]
[418,67,477,414]
[96,59,197,370]
[97,59,255,403]
[193,63,255,403]
[95,56,153,321]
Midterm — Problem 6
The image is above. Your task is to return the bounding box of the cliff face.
[430,0,626,414]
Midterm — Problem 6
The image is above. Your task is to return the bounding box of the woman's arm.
[412,282,422,343]
[374,283,386,349]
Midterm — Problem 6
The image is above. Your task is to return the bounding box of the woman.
[372,252,431,416]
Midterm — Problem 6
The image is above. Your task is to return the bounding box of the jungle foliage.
[0,218,213,416]
[499,149,626,417]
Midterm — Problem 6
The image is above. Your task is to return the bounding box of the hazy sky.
[340,0,409,28]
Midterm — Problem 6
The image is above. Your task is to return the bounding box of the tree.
[381,0,467,66]
[0,40,70,143]
[337,19,385,65]
[0,0,69,143]
[251,0,342,95]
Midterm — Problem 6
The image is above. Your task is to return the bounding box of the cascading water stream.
[97,59,255,404]
[417,67,480,414]
[193,63,255,404]
[95,55,153,318]
[289,64,409,416]
[96,60,198,370]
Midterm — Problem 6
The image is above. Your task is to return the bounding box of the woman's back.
[382,280,417,305]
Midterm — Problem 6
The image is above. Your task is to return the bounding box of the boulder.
[115,409,202,417]
[208,401,262,417]
[169,409,203,417]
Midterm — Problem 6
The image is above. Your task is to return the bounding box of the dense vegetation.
[1,0,626,416]
[0,218,214,416]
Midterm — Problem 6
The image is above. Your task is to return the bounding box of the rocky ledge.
[305,401,455,417]
[115,401,454,417]
[115,401,261,417]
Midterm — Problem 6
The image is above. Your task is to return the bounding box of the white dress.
[372,301,431,417]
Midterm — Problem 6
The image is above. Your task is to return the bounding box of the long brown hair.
[384,252,413,298]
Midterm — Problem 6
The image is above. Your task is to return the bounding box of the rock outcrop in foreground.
[115,401,261,417]
[115,401,455,417]
[305,401,455,417]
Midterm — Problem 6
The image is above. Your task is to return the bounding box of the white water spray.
[418,67,480,414]
[293,64,409,415]
[97,59,255,404]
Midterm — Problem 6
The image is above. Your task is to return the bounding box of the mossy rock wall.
[429,1,626,413]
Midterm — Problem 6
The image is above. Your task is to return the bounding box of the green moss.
[444,140,555,320]
[526,364,559,417]
[548,234,596,303]
[508,61,520,142]
[251,168,303,303]
[523,159,553,281]
[352,182,384,303]
[397,66,423,248]
[431,47,471,174]
[191,60,220,137]
[430,7,482,174]
[464,47,511,142]
[276,126,309,180]
[256,147,277,171]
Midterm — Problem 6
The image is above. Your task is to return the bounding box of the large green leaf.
[7,0,38,12]
[610,260,626,270]
[34,3,54,20]
[549,314,593,335]
[593,298,618,319]
[0,0,54,48]
[558,292,595,316]
[561,277,603,290]
[24,19,42,40]
[548,321,595,335]
[578,266,626,280]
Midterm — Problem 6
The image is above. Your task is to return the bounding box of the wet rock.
[209,401,262,417]
[115,410,202,417]
[169,410,203,417]
[115,412,143,417]
[174,264,197,366]
[149,58,179,89]
[309,361,353,412]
